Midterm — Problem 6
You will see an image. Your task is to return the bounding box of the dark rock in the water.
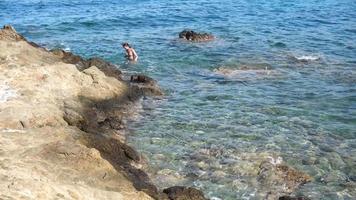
[123,165,162,199]
[131,74,156,84]
[349,175,356,182]
[279,196,311,200]
[179,29,214,42]
[129,74,164,97]
[163,186,208,200]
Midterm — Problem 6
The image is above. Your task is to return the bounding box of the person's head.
[185,31,193,40]
[122,42,131,49]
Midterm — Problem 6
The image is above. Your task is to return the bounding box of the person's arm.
[132,49,138,61]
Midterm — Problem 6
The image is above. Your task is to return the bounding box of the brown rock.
[51,49,122,80]
[131,74,156,84]
[179,30,214,42]
[163,186,208,200]
[129,74,164,97]
[276,164,312,185]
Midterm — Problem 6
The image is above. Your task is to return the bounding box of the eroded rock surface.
[51,49,122,80]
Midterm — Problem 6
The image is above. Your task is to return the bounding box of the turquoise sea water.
[1,0,355,199]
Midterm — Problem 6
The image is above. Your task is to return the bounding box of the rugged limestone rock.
[51,49,122,80]
[51,49,88,70]
[88,57,122,80]
[0,25,43,49]
[51,49,163,98]
[179,30,214,42]
[0,25,25,41]
[163,186,208,200]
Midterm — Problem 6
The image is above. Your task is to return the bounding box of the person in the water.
[122,42,138,61]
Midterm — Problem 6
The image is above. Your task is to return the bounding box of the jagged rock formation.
[179,30,214,42]
[51,49,123,80]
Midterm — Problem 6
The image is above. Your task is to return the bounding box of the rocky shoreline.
[0,25,313,200]
[0,25,206,200]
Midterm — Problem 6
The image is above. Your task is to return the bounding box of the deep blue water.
[1,0,356,199]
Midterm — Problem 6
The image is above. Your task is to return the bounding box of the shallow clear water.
[2,0,356,199]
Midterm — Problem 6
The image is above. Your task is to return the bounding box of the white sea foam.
[294,55,321,62]
[0,83,17,103]
[267,156,283,165]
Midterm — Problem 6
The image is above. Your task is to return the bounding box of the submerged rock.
[179,30,214,42]
[257,161,312,199]
[213,65,281,80]
[163,186,208,200]
[279,196,311,200]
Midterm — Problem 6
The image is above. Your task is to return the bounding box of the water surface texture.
[2,0,356,199]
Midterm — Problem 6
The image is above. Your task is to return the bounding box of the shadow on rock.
[51,49,122,80]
